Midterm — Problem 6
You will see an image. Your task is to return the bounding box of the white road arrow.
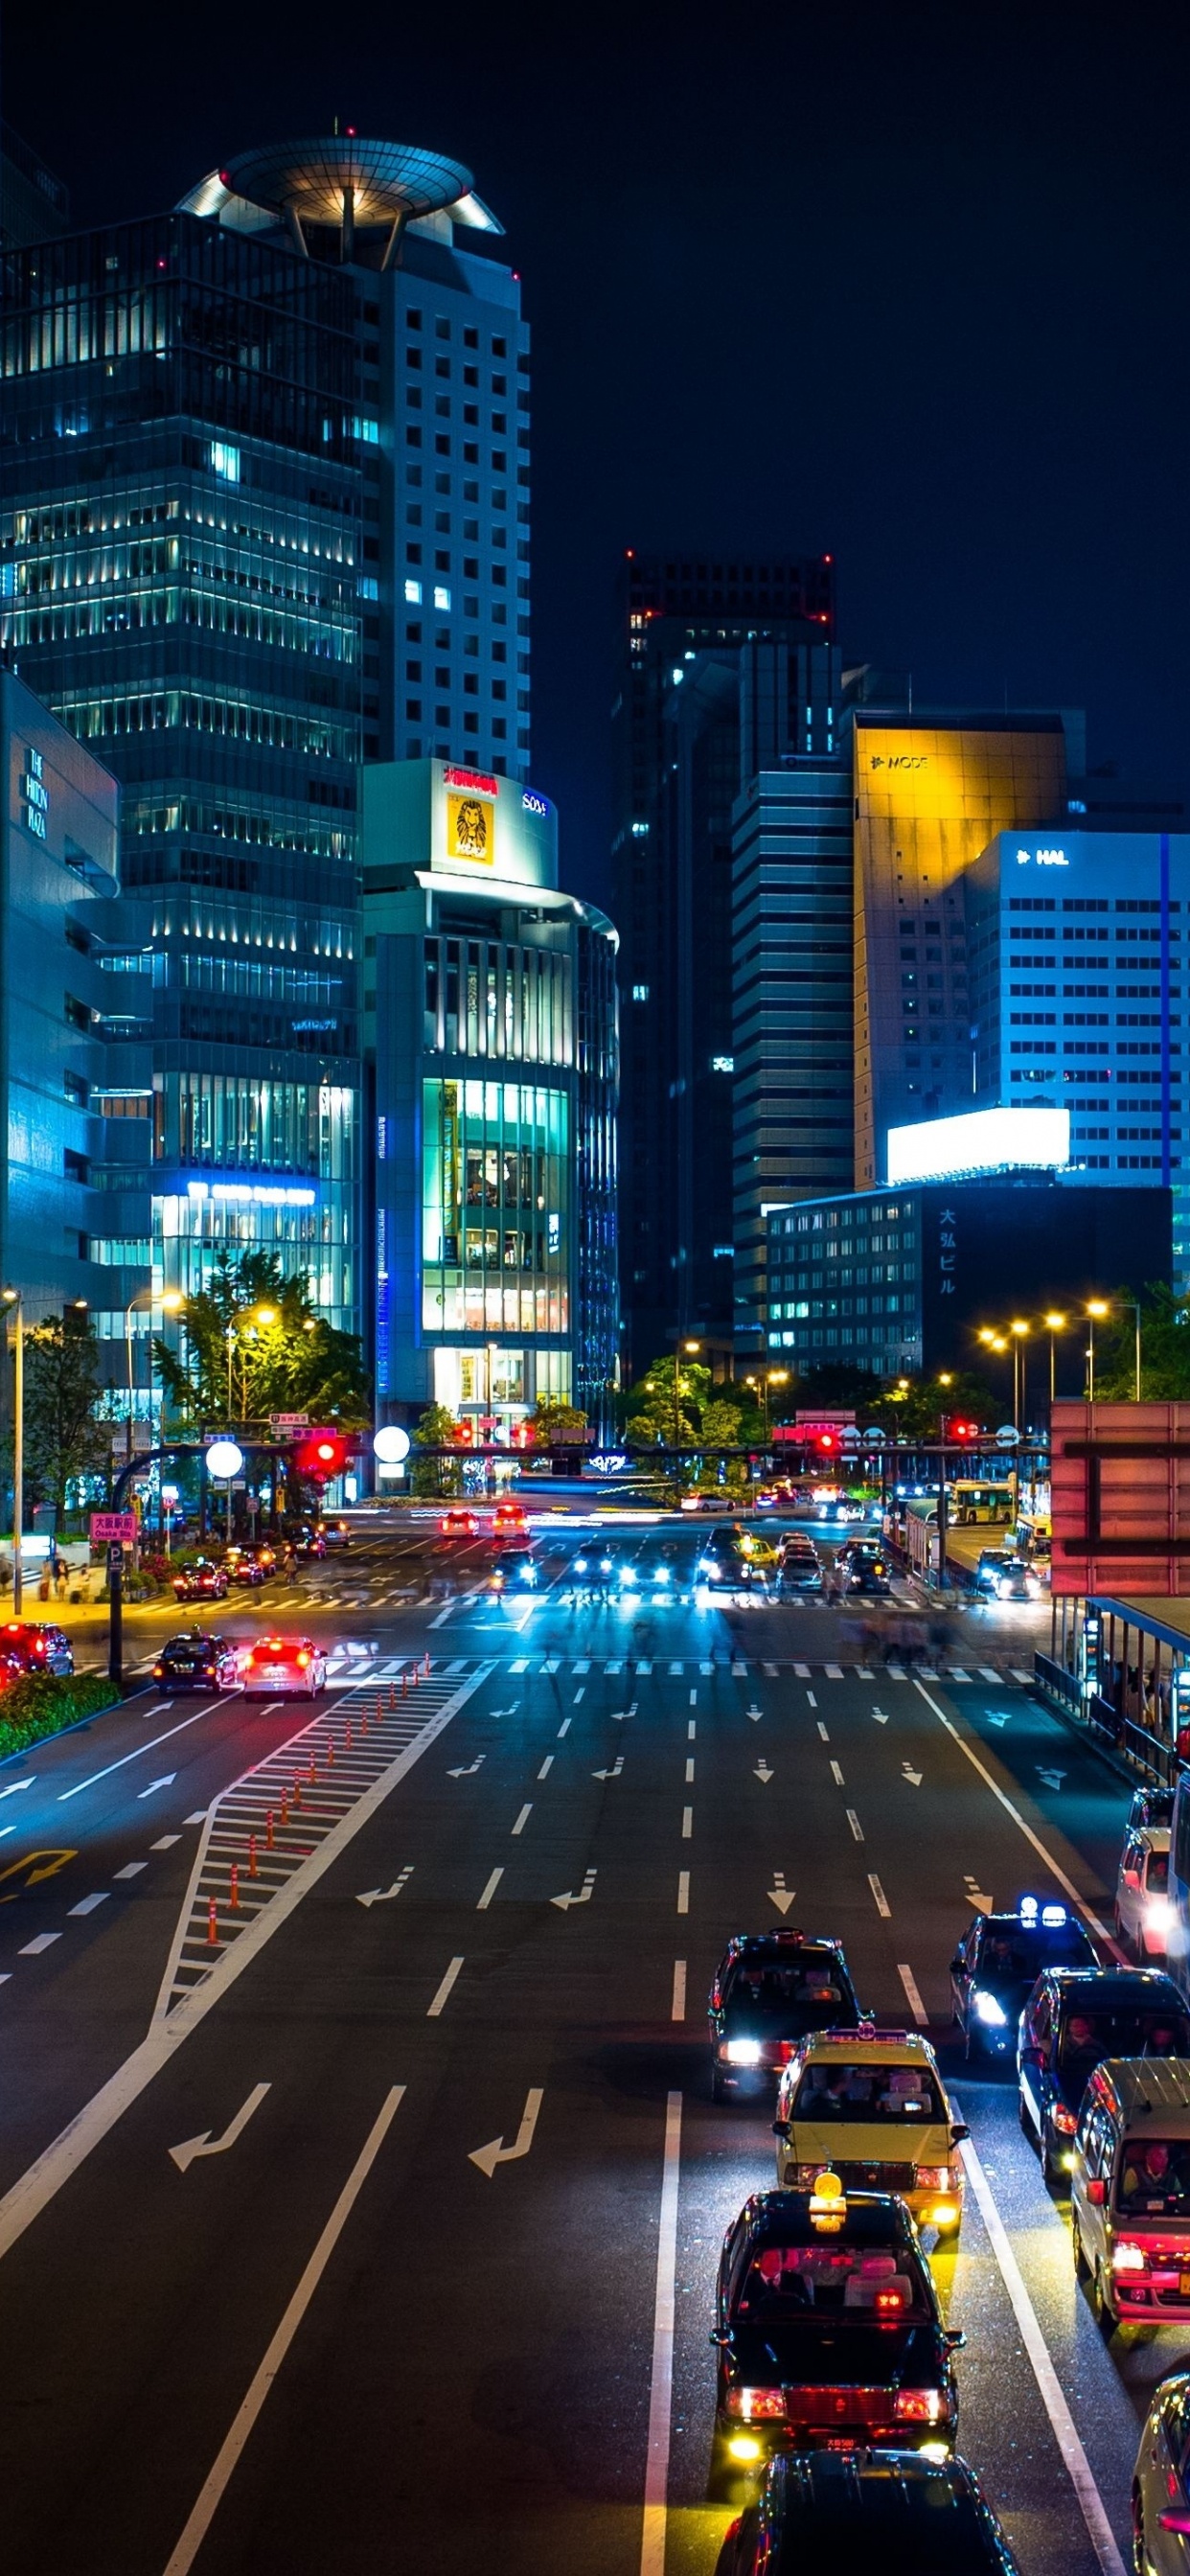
[871,1709,889,1725]
[1037,1766,1065,1791]
[491,1704,520,1718]
[138,1773,176,1799]
[746,1703,763,1722]
[987,1714,1010,1729]
[356,1867,413,1909]
[754,1760,774,1783]
[768,1871,795,1916]
[551,1868,596,1912]
[469,2085,544,2178]
[592,1755,625,1781]
[446,1756,486,1779]
[0,1778,34,1802]
[169,2082,270,2174]
[902,1761,924,1787]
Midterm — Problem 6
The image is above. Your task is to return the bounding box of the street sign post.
[269,1413,309,1435]
[105,1541,125,1576]
[90,1511,138,1545]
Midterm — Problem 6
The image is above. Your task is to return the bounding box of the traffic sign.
[90,1511,137,1544]
[269,1412,309,1433]
[106,1542,126,1573]
[995,1425,1020,1447]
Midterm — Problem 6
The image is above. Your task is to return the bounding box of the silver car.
[1133,2370,1190,2572]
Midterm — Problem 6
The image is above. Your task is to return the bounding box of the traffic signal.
[815,1431,839,1456]
[293,1429,349,1481]
[947,1416,980,1441]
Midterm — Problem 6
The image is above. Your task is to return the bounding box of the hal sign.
[21,746,49,840]
[90,1510,138,1544]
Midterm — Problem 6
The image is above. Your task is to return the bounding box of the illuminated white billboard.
[886,1105,1069,1186]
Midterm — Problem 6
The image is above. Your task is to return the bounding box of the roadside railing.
[1034,1650,1179,1788]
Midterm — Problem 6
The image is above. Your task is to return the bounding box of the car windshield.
[792,2062,946,2123]
[979,1924,1091,1978]
[1058,2005,1188,2069]
[726,1958,852,2025]
[1118,2139,1190,2217]
[733,2243,929,2321]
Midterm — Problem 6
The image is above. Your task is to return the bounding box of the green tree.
[528,1401,588,1443]
[621,1355,709,1444]
[22,1311,109,1522]
[152,1252,370,1435]
[1093,1284,1190,1400]
[411,1402,464,1498]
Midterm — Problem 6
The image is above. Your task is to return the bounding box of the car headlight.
[1112,2240,1147,2272]
[973,1989,1008,2027]
[1146,1898,1172,1930]
[723,2039,763,2067]
[574,1557,588,1574]
[620,1569,640,1588]
[655,1566,672,1581]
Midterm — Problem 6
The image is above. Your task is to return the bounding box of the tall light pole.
[1086,1299,1109,1400]
[1043,1311,1067,1407]
[1010,1321,1030,1434]
[676,1339,700,1450]
[225,1302,278,1429]
[2,1289,23,1613]
[126,1287,184,1462]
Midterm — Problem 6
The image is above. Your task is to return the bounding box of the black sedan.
[152,1631,240,1691]
[711,2189,963,2492]
[172,1559,229,1602]
[1018,1966,1190,2188]
[778,1552,825,1596]
[950,1898,1096,2058]
[715,2450,1020,2575]
[709,1930,861,2101]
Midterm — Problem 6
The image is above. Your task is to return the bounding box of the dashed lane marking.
[898,1964,929,2026]
[846,1809,864,1841]
[868,1874,890,1918]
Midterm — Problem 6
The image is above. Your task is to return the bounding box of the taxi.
[950,1896,1096,2057]
[772,2028,968,2237]
[440,1507,479,1539]
[240,1636,328,1697]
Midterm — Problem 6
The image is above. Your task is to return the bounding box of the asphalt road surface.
[0,1518,1141,2576]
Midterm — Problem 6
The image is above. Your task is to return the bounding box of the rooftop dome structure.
[179,133,502,267]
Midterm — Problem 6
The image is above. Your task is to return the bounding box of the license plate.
[1179,2271,1190,2298]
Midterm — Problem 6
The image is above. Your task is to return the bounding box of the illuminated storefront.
[364,758,617,1438]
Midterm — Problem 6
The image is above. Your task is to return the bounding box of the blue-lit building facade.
[362,761,617,1436]
[0,136,536,1397]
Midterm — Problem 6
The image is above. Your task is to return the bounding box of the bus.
[947,1479,1014,1527]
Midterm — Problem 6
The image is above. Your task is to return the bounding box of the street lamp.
[225,1302,279,1423]
[1086,1299,1109,1401]
[125,1287,184,1463]
[1010,1321,1030,1435]
[2,1289,23,1612]
[675,1340,700,1449]
[1043,1312,1067,1406]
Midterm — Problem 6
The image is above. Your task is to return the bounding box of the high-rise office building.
[361,759,617,1434]
[611,553,835,1376]
[0,122,69,252]
[0,135,532,1385]
[850,710,1075,1189]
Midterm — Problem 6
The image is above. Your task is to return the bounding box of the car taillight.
[914,2166,953,2191]
[152,1665,163,1679]
[875,2287,909,2313]
[893,2389,947,2422]
[1052,2104,1078,2135]
[724,2387,787,2420]
[296,1651,310,1668]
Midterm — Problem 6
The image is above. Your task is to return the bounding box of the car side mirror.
[945,2329,967,2351]
[772,2120,790,2139]
[1087,2177,1106,2206]
[950,2124,971,2144]
[1159,2514,1190,2537]
[950,1957,964,1977]
[709,2328,733,2349]
[1122,1868,1141,1890]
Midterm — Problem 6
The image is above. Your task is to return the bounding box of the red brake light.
[876,2287,908,2313]
[893,2389,944,2421]
[296,1651,310,1668]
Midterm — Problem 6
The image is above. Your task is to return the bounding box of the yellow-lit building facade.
[852,715,1070,1187]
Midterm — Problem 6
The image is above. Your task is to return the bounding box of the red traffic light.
[816,1432,838,1455]
[293,1429,349,1481]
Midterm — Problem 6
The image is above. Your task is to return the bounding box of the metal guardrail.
[1034,1650,1179,1788]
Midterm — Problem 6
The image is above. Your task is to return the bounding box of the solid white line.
[640,2091,682,2576]
[676,1870,690,1915]
[957,2122,1125,2576]
[898,1963,929,2026]
[671,1961,686,2023]
[427,1957,464,2018]
[912,1679,1116,1946]
[868,1873,890,1917]
[512,1803,532,1836]
[57,1696,240,1802]
[476,1868,503,1910]
[163,2086,405,2576]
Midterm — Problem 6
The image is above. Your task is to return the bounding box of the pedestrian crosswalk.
[364,1653,1036,1686]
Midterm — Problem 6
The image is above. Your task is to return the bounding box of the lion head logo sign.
[454,797,488,855]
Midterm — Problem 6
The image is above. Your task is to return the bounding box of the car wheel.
[1073,2218,1090,2279]
[706,2438,738,2505]
[1041,2132,1064,2194]
[1092,2263,1115,2335]
[1018,2090,1034,2139]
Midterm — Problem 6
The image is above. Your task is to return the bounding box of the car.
[1071,2058,1190,2329]
[318,1519,351,1549]
[1116,1828,1172,1959]
[227,1552,266,1587]
[973,1548,1018,1597]
[679,1491,736,1513]
[773,2026,968,2237]
[710,2186,964,2489]
[240,1635,328,1696]
[709,1931,862,2101]
[1133,2370,1190,2576]
[153,1631,240,1691]
[991,1560,1041,1603]
[729,1526,781,1571]
[714,2449,1021,2576]
[493,1502,529,1536]
[837,1560,891,1598]
[1128,1782,1176,1836]
[698,1544,752,1590]
[289,1526,327,1559]
[950,1897,1097,2056]
[1018,1966,1190,2190]
[172,1559,229,1602]
[778,1554,825,1595]
[440,1507,480,1539]
[0,1620,74,1677]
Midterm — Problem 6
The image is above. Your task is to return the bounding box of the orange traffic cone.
[207,1896,217,1946]
[230,1863,240,1912]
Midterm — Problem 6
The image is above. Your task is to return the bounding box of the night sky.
[6,0,1188,908]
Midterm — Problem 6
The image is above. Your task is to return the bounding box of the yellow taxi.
[772,2026,968,2238]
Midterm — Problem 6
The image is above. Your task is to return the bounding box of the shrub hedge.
[0,1670,120,1762]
